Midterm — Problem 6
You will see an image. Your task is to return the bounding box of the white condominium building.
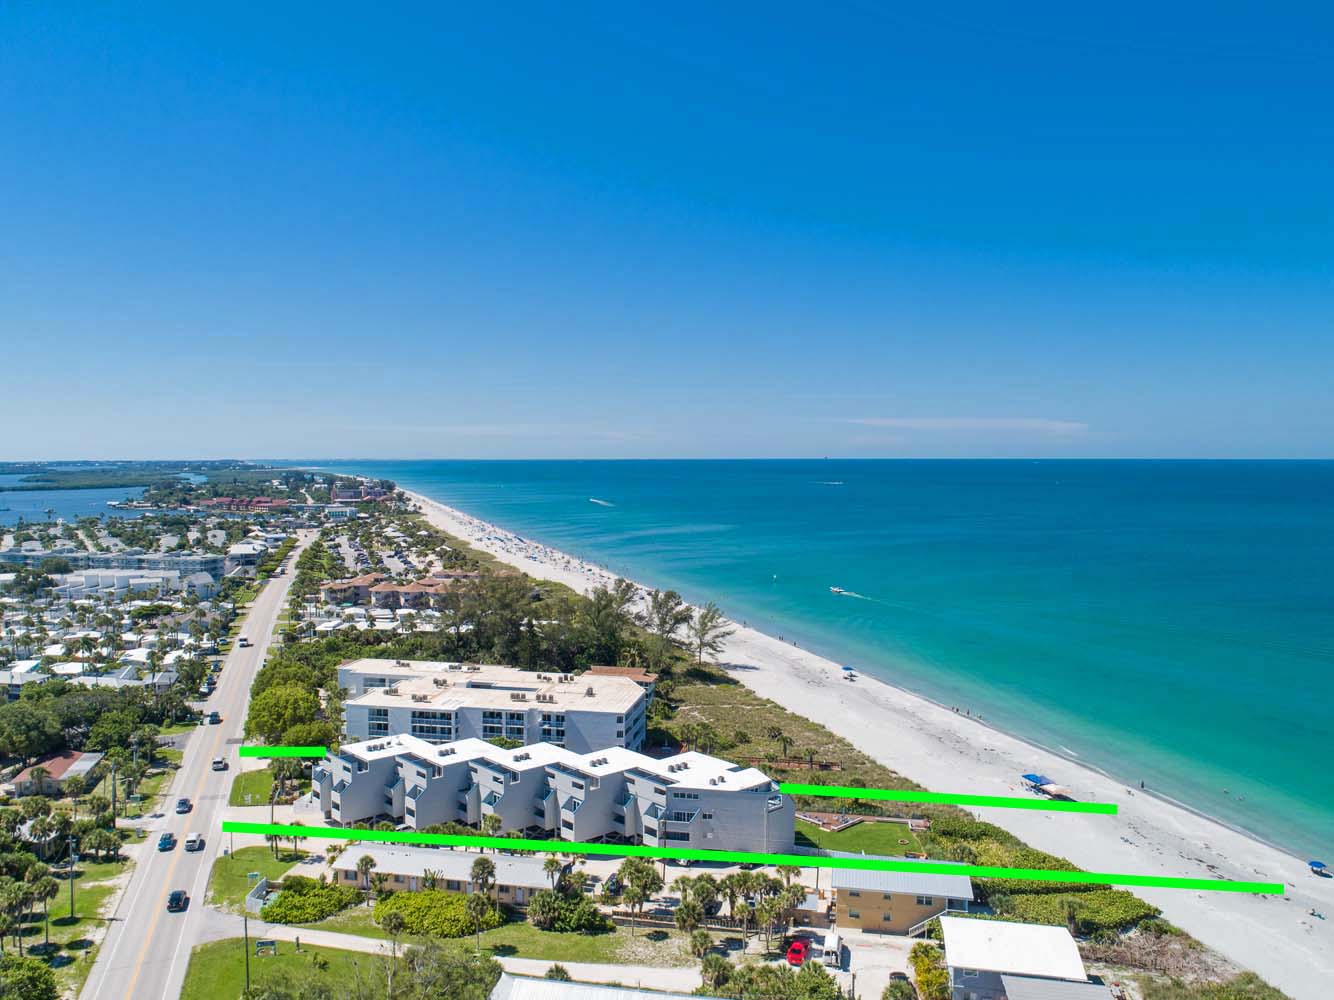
[313,734,795,854]
[338,659,648,753]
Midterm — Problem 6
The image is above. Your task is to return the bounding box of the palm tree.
[689,928,713,959]
[381,909,406,967]
[26,768,50,798]
[469,856,496,903]
[543,855,563,891]
[622,883,646,937]
[421,869,439,891]
[355,854,376,900]
[33,876,59,949]
[465,891,491,955]
[674,899,704,934]
[700,953,731,991]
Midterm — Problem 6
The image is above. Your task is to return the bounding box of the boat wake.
[830,587,873,600]
[588,498,615,507]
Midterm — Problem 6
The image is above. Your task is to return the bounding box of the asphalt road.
[82,531,314,1000]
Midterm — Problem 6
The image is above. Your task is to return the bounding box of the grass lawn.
[228,768,275,806]
[183,939,376,1000]
[794,817,923,856]
[18,854,133,996]
[86,749,182,819]
[300,906,697,967]
[207,846,307,911]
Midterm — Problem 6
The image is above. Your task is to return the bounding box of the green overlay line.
[220,822,1279,894]
[237,746,328,758]
[780,782,1118,814]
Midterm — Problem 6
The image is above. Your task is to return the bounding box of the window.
[561,819,574,830]
[962,968,979,978]
[410,710,453,742]
[848,909,860,919]
[881,913,893,922]
[848,890,861,898]
[665,830,691,841]
[701,811,713,820]
[915,895,935,907]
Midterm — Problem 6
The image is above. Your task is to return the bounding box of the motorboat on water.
[829,586,846,594]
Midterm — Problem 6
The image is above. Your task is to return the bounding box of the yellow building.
[831,857,974,935]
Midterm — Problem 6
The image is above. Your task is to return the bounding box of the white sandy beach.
[405,489,1333,999]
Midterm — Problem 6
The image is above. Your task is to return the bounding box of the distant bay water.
[320,460,1332,858]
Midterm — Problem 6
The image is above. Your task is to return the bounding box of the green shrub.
[260,878,360,923]
[526,888,613,933]
[908,942,949,1000]
[374,890,505,938]
[994,889,1159,933]
[974,841,1096,895]
[1139,973,1289,1000]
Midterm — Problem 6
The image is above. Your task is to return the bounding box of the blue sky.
[2,3,1331,459]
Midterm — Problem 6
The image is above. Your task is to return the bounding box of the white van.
[184,832,204,852]
[816,930,842,969]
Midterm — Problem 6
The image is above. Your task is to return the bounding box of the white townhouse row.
[313,733,795,854]
[338,659,649,754]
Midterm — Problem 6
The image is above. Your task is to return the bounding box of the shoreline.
[399,487,1333,999]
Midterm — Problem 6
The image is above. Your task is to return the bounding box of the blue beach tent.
[1022,774,1054,786]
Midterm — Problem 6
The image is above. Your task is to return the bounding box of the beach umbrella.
[1310,861,1328,872]
[841,665,855,672]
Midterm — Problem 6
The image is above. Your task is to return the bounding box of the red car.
[785,939,809,966]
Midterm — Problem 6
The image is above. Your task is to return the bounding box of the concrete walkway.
[198,910,707,991]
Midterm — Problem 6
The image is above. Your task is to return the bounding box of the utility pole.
[243,910,251,993]
[67,835,78,918]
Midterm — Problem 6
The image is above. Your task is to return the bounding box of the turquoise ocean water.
[319,460,1334,859]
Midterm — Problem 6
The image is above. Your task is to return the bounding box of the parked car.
[157,832,176,852]
[175,798,192,814]
[785,939,810,966]
[167,889,188,912]
[212,757,228,771]
[208,711,221,724]
[237,637,252,647]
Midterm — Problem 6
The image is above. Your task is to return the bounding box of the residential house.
[330,844,548,909]
[7,750,104,796]
[939,916,1114,1000]
[831,852,975,934]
